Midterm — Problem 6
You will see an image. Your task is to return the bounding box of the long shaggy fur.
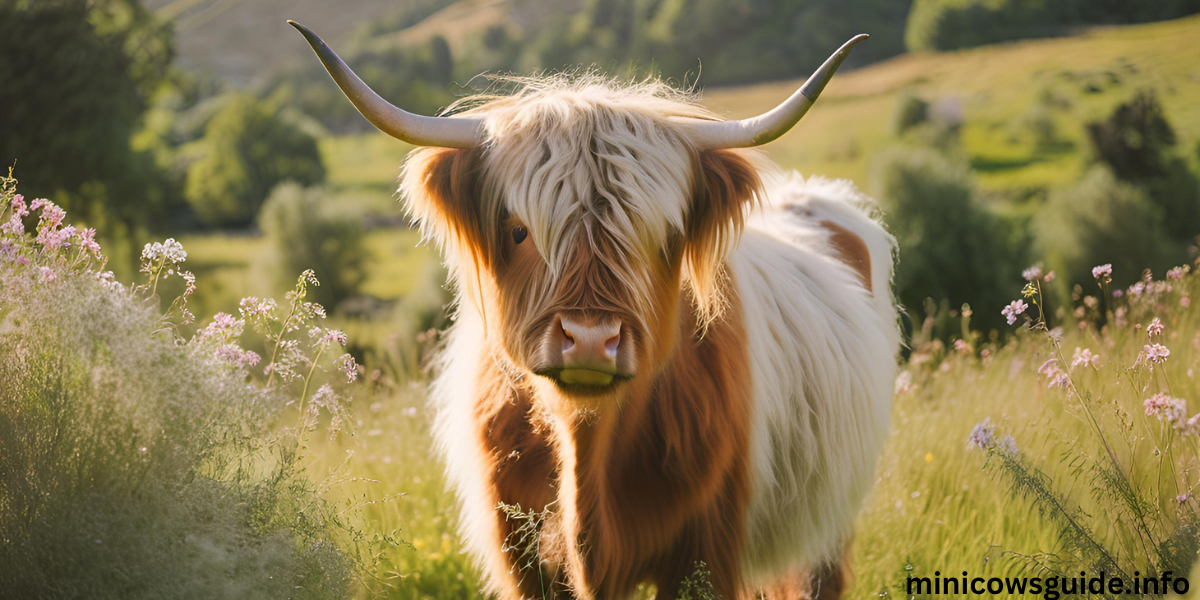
[400,74,900,598]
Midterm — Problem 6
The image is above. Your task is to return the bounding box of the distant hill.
[143,0,574,86]
[143,0,404,85]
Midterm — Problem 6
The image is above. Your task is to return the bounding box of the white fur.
[733,173,900,582]
[429,307,544,598]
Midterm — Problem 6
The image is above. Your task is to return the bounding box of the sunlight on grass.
[321,133,415,192]
[360,229,439,301]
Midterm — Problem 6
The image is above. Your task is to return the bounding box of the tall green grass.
[852,264,1200,598]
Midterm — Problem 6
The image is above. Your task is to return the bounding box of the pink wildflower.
[10,194,27,215]
[1092,264,1113,281]
[1022,265,1043,282]
[967,419,996,451]
[1145,343,1171,365]
[1147,317,1165,337]
[1047,370,1070,390]
[1145,393,1187,426]
[1168,266,1188,281]
[1,214,22,235]
[36,266,56,283]
[1037,358,1058,376]
[1001,299,1028,325]
[1071,347,1100,369]
[76,228,101,255]
[337,353,358,383]
[215,345,261,368]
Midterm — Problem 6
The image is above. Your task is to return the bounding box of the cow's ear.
[684,149,761,327]
[399,146,490,268]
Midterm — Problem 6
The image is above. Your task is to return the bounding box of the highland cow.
[292,21,900,600]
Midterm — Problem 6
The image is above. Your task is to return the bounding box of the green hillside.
[704,14,1200,193]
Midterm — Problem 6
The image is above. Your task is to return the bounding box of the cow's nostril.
[561,323,575,352]
[604,333,620,358]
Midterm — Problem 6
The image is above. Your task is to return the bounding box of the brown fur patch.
[818,219,872,292]
[474,365,564,598]
[553,286,753,599]
[685,150,762,326]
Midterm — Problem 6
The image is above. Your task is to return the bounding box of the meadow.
[8,11,1200,600]
[164,14,1200,598]
[11,161,1200,599]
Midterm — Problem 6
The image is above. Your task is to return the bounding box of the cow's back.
[730,173,900,583]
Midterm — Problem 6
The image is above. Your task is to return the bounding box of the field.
[149,15,1200,597]
[10,9,1200,599]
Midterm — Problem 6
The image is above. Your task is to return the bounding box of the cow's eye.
[511,225,528,245]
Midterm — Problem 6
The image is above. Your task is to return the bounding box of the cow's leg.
[745,543,851,600]
[653,521,743,600]
[479,388,565,598]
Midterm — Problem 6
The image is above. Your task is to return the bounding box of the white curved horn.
[686,34,868,149]
[288,20,482,148]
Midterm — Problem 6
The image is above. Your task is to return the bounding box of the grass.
[140,13,1200,598]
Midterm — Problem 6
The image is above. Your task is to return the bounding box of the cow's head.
[289,22,864,400]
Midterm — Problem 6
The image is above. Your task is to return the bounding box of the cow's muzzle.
[535,314,633,389]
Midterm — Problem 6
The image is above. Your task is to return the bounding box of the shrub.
[1087,91,1177,180]
[0,173,376,597]
[1017,104,1059,149]
[184,95,325,227]
[257,183,366,310]
[873,147,1025,332]
[891,90,930,136]
[1037,166,1180,289]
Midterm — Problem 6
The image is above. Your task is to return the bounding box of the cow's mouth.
[535,368,632,393]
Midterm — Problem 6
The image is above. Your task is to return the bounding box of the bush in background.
[258,182,366,310]
[184,95,325,227]
[891,90,930,136]
[1037,166,1180,289]
[1085,90,1200,243]
[874,147,1025,332]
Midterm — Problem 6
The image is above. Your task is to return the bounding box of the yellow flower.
[924,452,934,463]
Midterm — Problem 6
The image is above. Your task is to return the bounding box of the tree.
[1085,91,1200,244]
[0,0,172,220]
[185,95,325,227]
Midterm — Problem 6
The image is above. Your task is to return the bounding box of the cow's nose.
[556,316,621,386]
